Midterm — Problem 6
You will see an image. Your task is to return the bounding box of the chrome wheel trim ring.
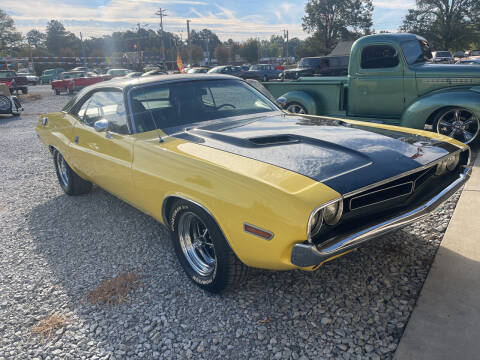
[436,108,480,144]
[178,211,216,277]
[287,104,307,114]
[56,152,69,187]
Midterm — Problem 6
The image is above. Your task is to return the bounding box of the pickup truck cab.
[263,33,480,144]
[0,70,29,94]
[40,68,65,84]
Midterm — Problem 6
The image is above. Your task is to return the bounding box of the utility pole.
[283,29,289,63]
[136,24,141,69]
[186,20,192,66]
[80,32,87,68]
[155,8,167,70]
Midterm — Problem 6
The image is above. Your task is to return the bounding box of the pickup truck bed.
[264,77,348,116]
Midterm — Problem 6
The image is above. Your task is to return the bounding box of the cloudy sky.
[3,0,416,40]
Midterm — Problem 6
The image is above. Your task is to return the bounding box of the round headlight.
[324,200,343,226]
[309,209,324,238]
[445,154,460,171]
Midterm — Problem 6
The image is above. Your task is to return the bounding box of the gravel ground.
[0,85,465,359]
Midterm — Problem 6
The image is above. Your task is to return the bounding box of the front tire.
[286,102,308,114]
[53,150,92,195]
[434,107,480,144]
[169,200,248,293]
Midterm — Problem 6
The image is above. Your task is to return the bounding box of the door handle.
[74,136,79,144]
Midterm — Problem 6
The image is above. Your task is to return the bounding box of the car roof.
[79,74,240,92]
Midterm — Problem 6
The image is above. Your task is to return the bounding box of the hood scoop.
[248,135,300,146]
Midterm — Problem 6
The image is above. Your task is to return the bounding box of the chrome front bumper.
[291,167,472,267]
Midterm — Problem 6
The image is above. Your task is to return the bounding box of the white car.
[432,51,454,64]
[17,72,39,85]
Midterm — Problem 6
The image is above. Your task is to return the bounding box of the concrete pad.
[464,154,480,191]
[395,188,480,359]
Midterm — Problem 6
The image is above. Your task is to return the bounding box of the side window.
[361,45,399,69]
[76,91,129,134]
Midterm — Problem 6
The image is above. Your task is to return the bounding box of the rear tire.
[21,88,28,94]
[53,150,92,195]
[169,200,248,293]
[55,89,60,95]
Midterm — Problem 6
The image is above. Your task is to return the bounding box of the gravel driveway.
[0,85,462,360]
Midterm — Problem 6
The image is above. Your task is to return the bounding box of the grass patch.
[85,272,141,305]
[31,315,67,338]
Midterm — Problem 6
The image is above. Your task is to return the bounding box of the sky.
[3,0,416,41]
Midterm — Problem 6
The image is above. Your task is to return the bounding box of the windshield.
[436,51,451,57]
[298,58,321,68]
[130,79,278,133]
[401,40,432,65]
[471,50,480,56]
[0,72,15,78]
[207,67,224,73]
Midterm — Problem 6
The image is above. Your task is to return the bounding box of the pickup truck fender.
[400,87,480,130]
[279,91,318,114]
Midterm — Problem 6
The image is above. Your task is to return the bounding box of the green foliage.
[214,45,231,64]
[302,0,373,50]
[240,39,260,63]
[26,29,46,48]
[0,10,23,56]
[400,0,479,51]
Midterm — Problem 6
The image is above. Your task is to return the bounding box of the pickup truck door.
[348,43,405,121]
[70,90,134,201]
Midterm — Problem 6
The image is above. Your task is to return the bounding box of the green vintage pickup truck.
[263,33,480,144]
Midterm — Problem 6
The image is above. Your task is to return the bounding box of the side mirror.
[276,96,287,109]
[94,119,109,132]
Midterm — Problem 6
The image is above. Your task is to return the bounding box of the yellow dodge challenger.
[36,74,471,293]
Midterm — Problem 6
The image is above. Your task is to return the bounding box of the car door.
[348,43,405,121]
[70,89,134,201]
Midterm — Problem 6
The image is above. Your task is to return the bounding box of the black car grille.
[345,166,438,212]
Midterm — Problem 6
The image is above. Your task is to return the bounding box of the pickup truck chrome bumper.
[291,167,472,267]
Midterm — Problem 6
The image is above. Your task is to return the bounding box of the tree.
[26,29,46,48]
[214,45,230,64]
[0,9,23,55]
[400,0,478,50]
[45,20,82,56]
[240,39,259,63]
[190,29,221,58]
[302,0,373,51]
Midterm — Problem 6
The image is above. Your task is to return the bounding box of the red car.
[52,72,109,95]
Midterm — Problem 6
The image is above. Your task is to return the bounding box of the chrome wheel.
[436,108,480,144]
[286,103,307,114]
[56,152,69,187]
[178,211,216,277]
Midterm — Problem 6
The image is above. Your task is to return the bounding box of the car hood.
[174,113,460,194]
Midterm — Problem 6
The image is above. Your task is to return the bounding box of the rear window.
[436,51,451,57]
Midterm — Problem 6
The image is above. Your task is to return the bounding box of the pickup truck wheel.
[434,107,479,144]
[169,200,248,293]
[53,150,92,195]
[286,102,308,114]
[21,88,28,94]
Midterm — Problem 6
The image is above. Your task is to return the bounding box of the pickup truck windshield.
[130,79,278,133]
[298,58,321,68]
[401,40,432,65]
[0,72,15,78]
